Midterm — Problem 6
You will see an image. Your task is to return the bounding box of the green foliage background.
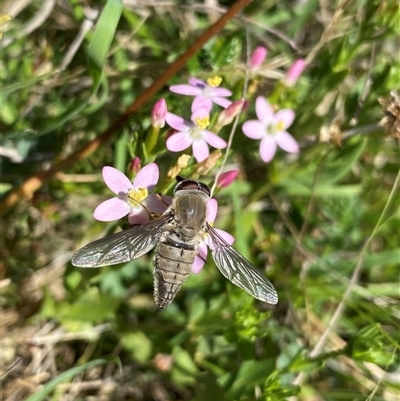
[1,0,399,400]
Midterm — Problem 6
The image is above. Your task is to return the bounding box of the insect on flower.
[72,176,278,310]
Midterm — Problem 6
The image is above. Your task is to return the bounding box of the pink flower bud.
[217,170,238,188]
[216,99,245,128]
[129,157,141,175]
[250,46,267,71]
[284,59,306,86]
[151,98,167,128]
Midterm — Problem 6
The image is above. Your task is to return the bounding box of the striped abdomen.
[153,236,198,309]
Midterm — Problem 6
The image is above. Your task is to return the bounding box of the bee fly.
[72,177,278,309]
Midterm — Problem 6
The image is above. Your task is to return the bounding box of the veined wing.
[71,214,171,268]
[207,224,278,305]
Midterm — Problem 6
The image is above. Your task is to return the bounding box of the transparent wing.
[71,214,171,267]
[207,224,278,304]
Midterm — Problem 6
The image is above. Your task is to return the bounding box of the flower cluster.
[166,76,232,162]
[90,44,305,272]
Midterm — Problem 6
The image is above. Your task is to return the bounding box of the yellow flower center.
[127,187,148,207]
[207,76,222,87]
[194,116,210,130]
[274,120,285,132]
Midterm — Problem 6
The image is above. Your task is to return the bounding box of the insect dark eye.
[198,182,210,196]
[174,179,210,196]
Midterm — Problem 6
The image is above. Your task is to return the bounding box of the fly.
[72,177,278,309]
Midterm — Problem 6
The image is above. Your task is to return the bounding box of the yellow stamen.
[275,120,285,132]
[194,116,210,130]
[207,76,222,87]
[128,187,148,206]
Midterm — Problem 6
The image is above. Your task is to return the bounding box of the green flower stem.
[144,126,160,156]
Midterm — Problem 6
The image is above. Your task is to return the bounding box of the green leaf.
[195,372,225,401]
[0,71,54,95]
[57,287,119,322]
[88,0,123,72]
[121,331,153,363]
[171,346,198,386]
[229,360,274,396]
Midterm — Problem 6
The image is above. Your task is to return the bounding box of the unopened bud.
[216,99,245,128]
[217,170,238,188]
[151,98,167,128]
[129,157,141,175]
[250,46,267,71]
[284,59,306,86]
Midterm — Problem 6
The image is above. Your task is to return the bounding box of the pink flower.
[93,164,168,225]
[250,46,267,71]
[151,98,167,128]
[284,59,306,86]
[192,199,235,274]
[217,170,239,188]
[166,106,227,163]
[242,97,299,163]
[170,76,232,111]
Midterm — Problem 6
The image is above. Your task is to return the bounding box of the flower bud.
[250,46,267,71]
[216,99,245,128]
[151,98,167,128]
[284,59,306,86]
[217,170,238,188]
[129,157,141,175]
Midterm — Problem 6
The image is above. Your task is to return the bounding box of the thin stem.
[210,22,251,196]
[293,168,400,387]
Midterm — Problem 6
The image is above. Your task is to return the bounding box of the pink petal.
[203,131,227,149]
[205,228,235,249]
[207,198,218,222]
[169,84,201,96]
[165,112,189,131]
[191,106,210,121]
[274,109,295,129]
[192,97,212,113]
[160,194,173,206]
[128,207,150,225]
[93,197,130,221]
[102,166,133,195]
[134,163,159,190]
[192,139,209,162]
[215,228,235,245]
[211,97,232,108]
[275,131,299,153]
[242,120,265,139]
[259,136,277,163]
[144,193,170,214]
[192,242,208,274]
[188,77,206,87]
[255,97,274,126]
[209,87,232,97]
[166,132,193,152]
